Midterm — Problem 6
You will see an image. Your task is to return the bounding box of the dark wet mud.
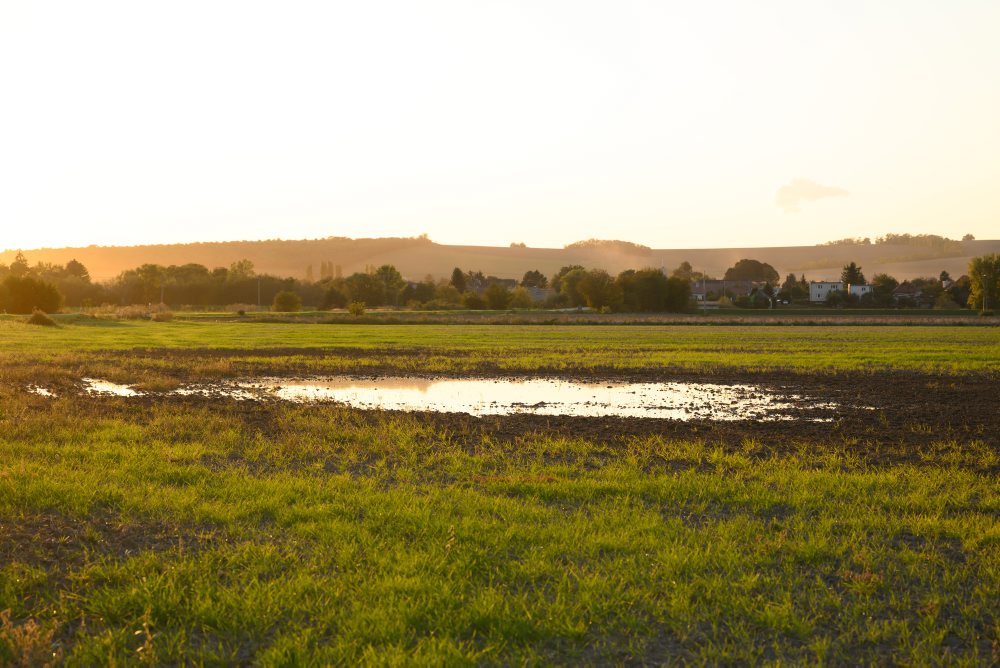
[21,364,998,460]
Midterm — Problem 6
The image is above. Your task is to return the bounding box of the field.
[0,318,997,664]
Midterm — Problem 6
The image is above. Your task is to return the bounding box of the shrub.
[272,291,302,312]
[348,301,365,316]
[509,287,534,309]
[117,305,153,320]
[26,309,58,327]
[0,275,63,314]
[434,284,463,305]
[322,286,348,309]
[484,284,512,310]
[462,293,487,310]
[151,310,174,322]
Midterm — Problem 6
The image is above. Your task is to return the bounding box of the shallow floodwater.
[238,377,833,421]
[83,378,142,397]
[35,376,839,421]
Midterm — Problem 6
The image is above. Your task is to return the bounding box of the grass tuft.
[25,310,58,327]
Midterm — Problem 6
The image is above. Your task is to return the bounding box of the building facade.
[809,281,843,302]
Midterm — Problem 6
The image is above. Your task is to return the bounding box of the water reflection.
[239,377,834,421]
[55,376,839,421]
[82,378,142,397]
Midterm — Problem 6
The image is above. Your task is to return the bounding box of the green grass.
[0,399,997,664]
[0,320,997,663]
[0,319,998,374]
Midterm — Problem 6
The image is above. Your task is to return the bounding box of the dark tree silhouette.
[520,270,548,289]
[1,275,63,313]
[841,262,866,285]
[724,259,779,283]
[447,267,465,293]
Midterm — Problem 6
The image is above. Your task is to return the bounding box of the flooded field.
[47,376,844,421]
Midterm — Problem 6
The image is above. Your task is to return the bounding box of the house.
[470,277,518,294]
[690,279,756,302]
[809,281,843,302]
[848,284,874,298]
[892,281,932,307]
[524,286,555,302]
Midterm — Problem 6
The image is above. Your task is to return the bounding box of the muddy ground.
[201,368,999,459]
[15,345,998,464]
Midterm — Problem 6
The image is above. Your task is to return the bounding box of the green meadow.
[0,319,997,664]
[0,318,998,374]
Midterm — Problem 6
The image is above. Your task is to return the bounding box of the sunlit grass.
[0,320,997,374]
[0,396,997,664]
[0,320,997,663]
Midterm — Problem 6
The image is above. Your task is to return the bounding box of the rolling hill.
[3,236,997,283]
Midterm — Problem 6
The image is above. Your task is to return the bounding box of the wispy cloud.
[776,179,848,213]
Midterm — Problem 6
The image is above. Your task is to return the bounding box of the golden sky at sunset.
[2,1,997,251]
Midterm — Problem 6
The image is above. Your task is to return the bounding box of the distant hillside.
[3,236,998,283]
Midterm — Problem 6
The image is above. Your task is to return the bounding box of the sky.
[1,0,998,251]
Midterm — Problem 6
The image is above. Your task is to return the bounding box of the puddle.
[28,386,56,397]
[82,378,143,397]
[238,377,835,421]
[173,386,258,401]
[50,376,842,421]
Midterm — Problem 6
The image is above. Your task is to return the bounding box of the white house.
[809,281,843,302]
[848,284,874,298]
[810,281,874,302]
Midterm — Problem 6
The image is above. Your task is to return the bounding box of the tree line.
[2,250,997,314]
[0,252,694,313]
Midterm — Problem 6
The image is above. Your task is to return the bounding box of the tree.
[841,262,866,285]
[825,289,853,307]
[779,273,808,301]
[870,273,899,307]
[554,267,588,307]
[401,279,436,306]
[671,261,706,283]
[374,264,406,306]
[450,267,467,293]
[321,285,348,309]
[64,259,90,281]
[723,259,779,283]
[345,272,385,307]
[968,254,1000,311]
[228,259,255,282]
[462,292,486,309]
[509,287,534,308]
[10,252,29,278]
[484,283,512,310]
[464,270,487,292]
[551,265,585,293]
[434,284,463,305]
[618,268,669,312]
[114,263,166,303]
[577,269,621,309]
[271,291,302,312]
[963,234,976,241]
[520,270,548,289]
[0,275,63,313]
[671,261,693,281]
[663,276,692,312]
